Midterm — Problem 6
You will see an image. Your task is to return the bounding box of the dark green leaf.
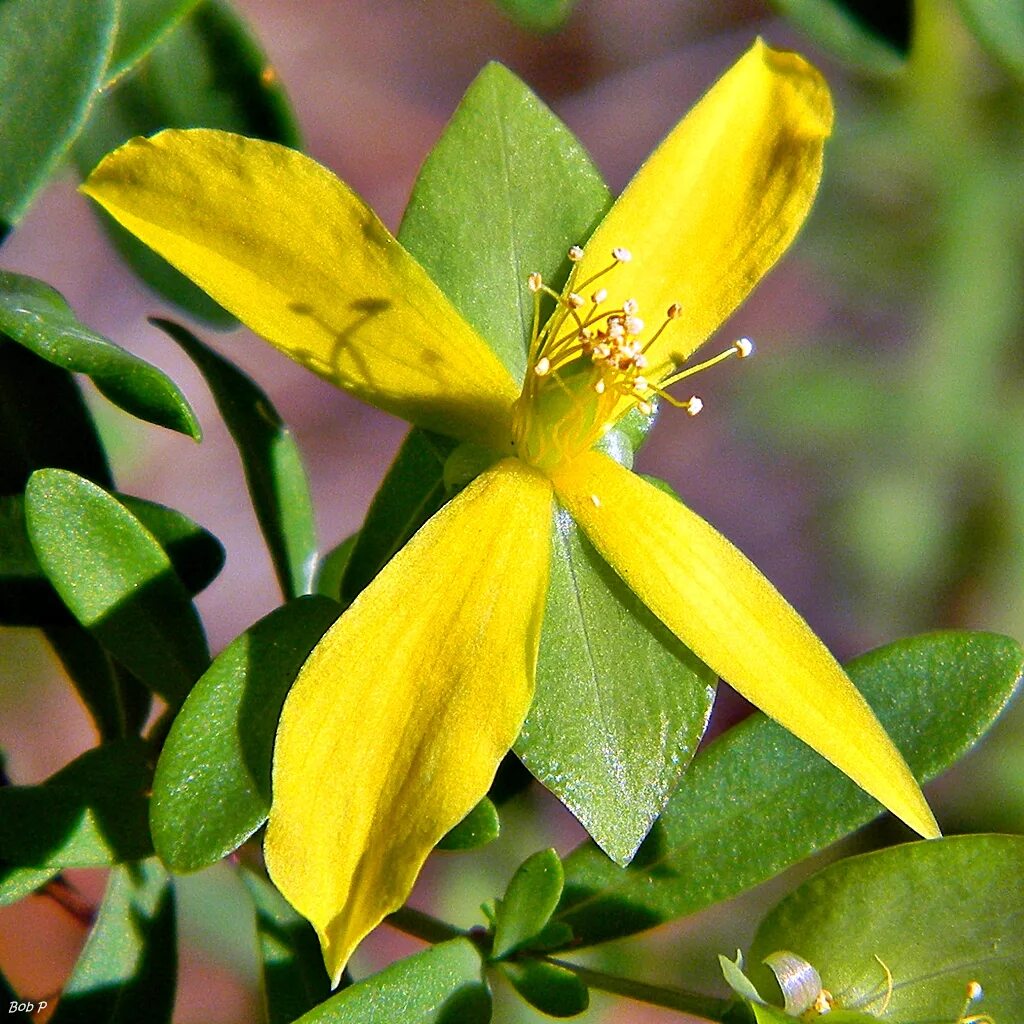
[769,0,911,72]
[0,0,116,233]
[398,61,610,383]
[106,0,201,83]
[0,270,200,439]
[747,836,1024,1022]
[0,740,152,874]
[340,429,456,605]
[49,859,176,1024]
[437,798,501,852]
[240,869,331,1024]
[153,319,317,600]
[151,596,339,871]
[500,960,588,1018]
[955,0,1024,79]
[558,632,1024,945]
[293,938,490,1024]
[490,0,578,34]
[76,0,300,325]
[517,508,715,865]
[493,849,564,959]
[314,534,357,602]
[25,469,209,705]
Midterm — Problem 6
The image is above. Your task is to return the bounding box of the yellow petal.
[573,40,833,373]
[82,129,518,448]
[551,451,939,840]
[264,458,553,984]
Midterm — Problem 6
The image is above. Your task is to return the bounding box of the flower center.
[511,244,754,471]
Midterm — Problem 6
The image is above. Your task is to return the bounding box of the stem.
[542,956,731,1022]
[385,905,469,946]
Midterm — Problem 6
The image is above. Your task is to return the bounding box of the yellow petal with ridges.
[551,450,939,840]
[573,39,832,375]
[82,129,518,448]
[264,458,552,985]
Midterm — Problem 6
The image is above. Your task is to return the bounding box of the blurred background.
[2,0,1022,1020]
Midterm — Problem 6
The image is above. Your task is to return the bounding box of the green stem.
[385,905,469,946]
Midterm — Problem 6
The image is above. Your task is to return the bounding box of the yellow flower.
[83,41,938,985]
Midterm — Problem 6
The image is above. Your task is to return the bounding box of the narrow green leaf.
[295,939,490,1024]
[0,866,60,907]
[490,0,578,34]
[25,469,209,705]
[49,859,176,1024]
[0,270,200,439]
[76,0,300,325]
[241,869,331,1024]
[955,0,1024,79]
[0,0,116,233]
[558,632,1024,945]
[518,508,715,865]
[398,61,610,382]
[314,534,357,602]
[493,849,564,960]
[106,0,201,83]
[500,960,588,1018]
[747,836,1024,1022]
[154,319,317,600]
[151,596,339,871]
[0,740,153,874]
[437,798,501,852]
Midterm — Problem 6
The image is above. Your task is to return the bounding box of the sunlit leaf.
[490,0,578,33]
[106,0,201,83]
[437,798,501,852]
[493,849,564,959]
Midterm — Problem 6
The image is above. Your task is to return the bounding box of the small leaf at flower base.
[517,508,715,866]
[955,0,1024,79]
[48,859,176,1024]
[105,0,200,83]
[746,835,1024,1022]
[151,596,340,872]
[492,849,565,960]
[154,319,317,600]
[398,61,610,383]
[437,798,501,852]
[500,960,589,1018]
[558,632,1024,946]
[0,270,201,439]
[0,0,116,233]
[292,939,490,1024]
[25,469,209,705]
[240,869,331,1024]
[490,0,578,34]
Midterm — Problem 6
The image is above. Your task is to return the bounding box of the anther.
[528,273,543,293]
[568,245,584,262]
[612,247,632,262]
[594,379,606,394]
[966,983,983,1002]
[685,396,703,416]
[624,315,644,335]
[667,302,683,319]
[592,288,608,304]
[623,298,639,315]
[567,292,585,309]
[734,337,755,358]
[535,357,551,376]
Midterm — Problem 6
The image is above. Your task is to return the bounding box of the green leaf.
[75,0,300,325]
[558,631,1024,945]
[0,0,116,234]
[0,740,152,875]
[0,866,60,907]
[437,798,501,852]
[492,849,564,960]
[490,0,578,33]
[25,469,209,705]
[398,61,610,383]
[340,429,456,605]
[955,0,1024,79]
[500,960,589,1018]
[240,868,331,1024]
[747,836,1024,1022]
[0,270,200,439]
[517,507,715,866]
[151,596,339,871]
[153,319,317,600]
[769,0,911,72]
[49,859,176,1024]
[314,533,357,602]
[293,938,490,1024]
[106,0,201,83]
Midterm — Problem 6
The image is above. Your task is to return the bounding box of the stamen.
[535,357,551,376]
[612,247,632,262]
[592,288,607,304]
[658,337,756,390]
[686,396,703,416]
[568,245,584,262]
[528,272,543,293]
[567,292,585,309]
[734,337,755,358]
[623,298,638,315]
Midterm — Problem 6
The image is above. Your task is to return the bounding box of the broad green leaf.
[955,0,1024,79]
[0,270,200,439]
[49,859,175,1024]
[398,61,610,383]
[490,0,578,34]
[315,534,357,602]
[340,429,456,605]
[151,596,339,871]
[747,836,1024,1022]
[154,319,317,600]
[517,507,715,865]
[76,0,300,325]
[0,0,116,234]
[106,0,201,83]
[25,469,209,705]
[437,798,501,852]
[0,341,112,494]
[500,960,588,1018]
[492,849,564,959]
[294,939,490,1024]
[0,740,152,875]
[241,869,331,1024]
[770,0,911,72]
[558,632,1024,945]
